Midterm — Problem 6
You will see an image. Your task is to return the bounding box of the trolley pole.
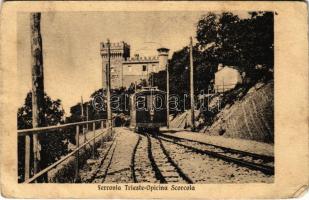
[106,39,112,133]
[189,37,195,131]
[166,63,170,129]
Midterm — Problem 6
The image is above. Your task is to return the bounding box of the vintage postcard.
[0,0,308,199]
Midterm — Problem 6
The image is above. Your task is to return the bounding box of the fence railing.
[17,119,109,183]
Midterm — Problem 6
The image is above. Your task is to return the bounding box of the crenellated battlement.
[100,41,130,59]
[100,41,130,49]
[123,56,159,63]
[99,40,169,88]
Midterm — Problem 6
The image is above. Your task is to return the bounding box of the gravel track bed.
[103,130,138,183]
[133,135,158,183]
[161,135,274,168]
[148,135,188,183]
[79,135,116,183]
[160,139,274,183]
[79,128,273,183]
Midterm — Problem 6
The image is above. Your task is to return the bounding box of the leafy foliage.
[147,11,274,116]
[18,92,66,182]
[196,11,274,83]
[67,86,142,124]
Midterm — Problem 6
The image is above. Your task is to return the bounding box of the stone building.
[214,64,243,93]
[100,41,169,89]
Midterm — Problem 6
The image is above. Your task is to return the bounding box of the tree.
[149,70,167,91]
[196,12,219,48]
[196,12,274,84]
[238,12,274,82]
[18,92,66,182]
[148,11,274,115]
[169,47,190,97]
[197,12,241,66]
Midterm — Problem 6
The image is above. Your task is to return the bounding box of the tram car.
[130,87,167,133]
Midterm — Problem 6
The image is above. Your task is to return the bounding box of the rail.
[18,118,109,183]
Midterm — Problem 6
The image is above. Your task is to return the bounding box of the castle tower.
[157,47,170,71]
[100,41,130,88]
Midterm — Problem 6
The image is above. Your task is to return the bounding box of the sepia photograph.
[0,0,308,198]
[16,10,275,184]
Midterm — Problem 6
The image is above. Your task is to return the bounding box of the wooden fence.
[17,119,108,183]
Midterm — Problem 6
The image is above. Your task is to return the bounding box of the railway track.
[131,132,193,183]
[81,128,273,184]
[145,133,193,183]
[158,133,274,175]
[132,135,158,183]
[100,140,117,183]
[82,135,117,183]
[131,135,141,183]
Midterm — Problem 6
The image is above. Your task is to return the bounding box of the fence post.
[74,125,80,183]
[101,121,104,147]
[24,135,31,181]
[86,105,89,131]
[83,124,86,144]
[83,123,87,152]
[93,122,96,159]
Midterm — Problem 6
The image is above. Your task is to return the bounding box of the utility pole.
[166,63,170,129]
[121,65,124,88]
[80,96,84,121]
[30,13,45,180]
[106,39,112,133]
[86,103,89,130]
[146,64,149,86]
[189,37,195,131]
[80,96,87,144]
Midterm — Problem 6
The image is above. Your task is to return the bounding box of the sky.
[17,11,250,115]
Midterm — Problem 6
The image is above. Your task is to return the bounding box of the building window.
[142,65,147,71]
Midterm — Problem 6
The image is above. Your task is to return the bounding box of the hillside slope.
[205,81,274,143]
[170,110,199,129]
